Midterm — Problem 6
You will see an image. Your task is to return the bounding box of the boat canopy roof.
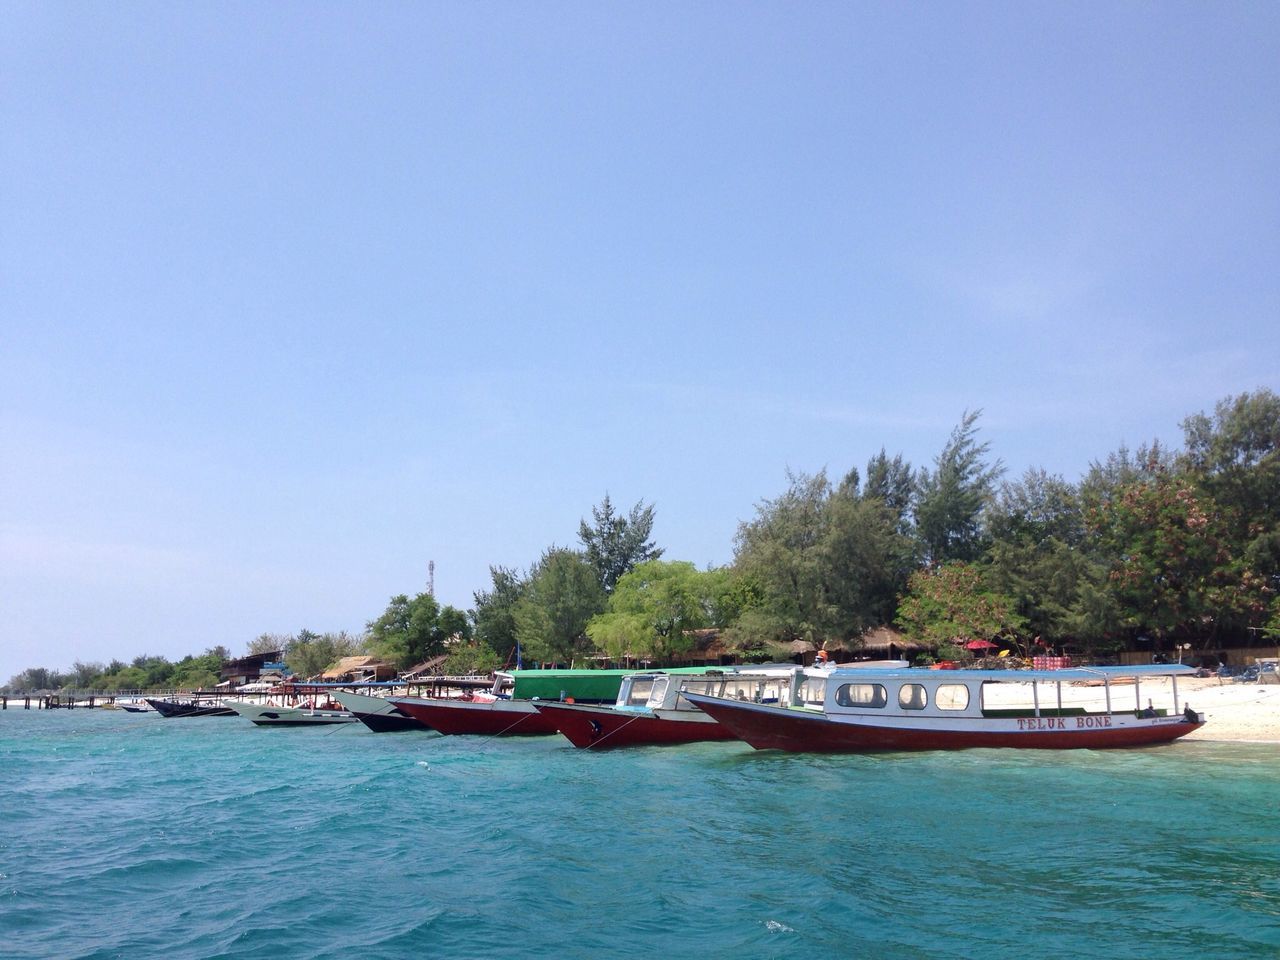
[825,664,1199,684]
[503,666,719,700]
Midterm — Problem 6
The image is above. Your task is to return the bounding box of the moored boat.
[388,667,719,738]
[534,666,804,749]
[683,664,1206,752]
[226,701,358,726]
[331,690,431,733]
[145,698,237,718]
[390,693,557,736]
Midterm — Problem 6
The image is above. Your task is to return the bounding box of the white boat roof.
[825,664,1200,684]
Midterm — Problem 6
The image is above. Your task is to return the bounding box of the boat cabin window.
[935,684,970,711]
[646,676,670,706]
[835,683,888,709]
[751,677,788,704]
[676,678,717,709]
[622,677,656,706]
[898,683,927,710]
[797,676,827,707]
[681,678,719,698]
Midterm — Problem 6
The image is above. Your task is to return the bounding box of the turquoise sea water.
[1,711,1277,960]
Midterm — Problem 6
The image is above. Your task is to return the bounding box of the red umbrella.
[964,639,998,652]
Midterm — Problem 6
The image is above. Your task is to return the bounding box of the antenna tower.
[427,560,435,598]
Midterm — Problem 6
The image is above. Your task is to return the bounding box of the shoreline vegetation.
[7,390,1280,701]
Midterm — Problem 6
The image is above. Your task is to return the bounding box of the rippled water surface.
[1,710,1278,959]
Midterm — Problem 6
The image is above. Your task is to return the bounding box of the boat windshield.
[796,676,826,707]
[672,678,720,710]
[621,676,657,707]
[645,676,671,707]
[721,675,790,704]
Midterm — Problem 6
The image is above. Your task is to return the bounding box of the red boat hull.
[534,702,736,748]
[389,697,561,736]
[685,696,1205,752]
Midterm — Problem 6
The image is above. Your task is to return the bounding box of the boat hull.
[331,691,432,733]
[227,702,358,726]
[389,697,560,736]
[682,694,1205,752]
[353,711,427,733]
[145,698,237,718]
[534,702,733,748]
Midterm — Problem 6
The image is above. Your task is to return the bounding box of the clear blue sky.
[3,2,1278,681]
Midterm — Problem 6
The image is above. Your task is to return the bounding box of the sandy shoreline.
[1172,677,1280,743]
[1016,675,1280,743]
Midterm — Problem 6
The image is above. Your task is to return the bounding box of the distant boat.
[683,664,1207,752]
[331,690,431,733]
[116,698,155,713]
[145,698,237,718]
[226,701,358,727]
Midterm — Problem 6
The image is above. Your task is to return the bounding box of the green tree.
[985,469,1104,646]
[367,594,469,670]
[169,648,226,689]
[731,469,833,645]
[1181,389,1280,599]
[864,448,915,531]
[1078,442,1174,513]
[5,667,65,692]
[472,565,525,661]
[914,411,1003,564]
[578,495,664,593]
[67,660,106,688]
[1087,469,1269,643]
[247,633,289,656]
[823,482,918,637]
[130,655,176,688]
[99,666,150,691]
[588,560,713,662]
[442,641,501,677]
[287,630,366,677]
[585,612,650,662]
[513,548,605,665]
[896,562,1025,653]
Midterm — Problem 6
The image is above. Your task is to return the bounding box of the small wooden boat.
[145,698,237,718]
[226,701,358,726]
[331,690,431,733]
[683,664,1206,752]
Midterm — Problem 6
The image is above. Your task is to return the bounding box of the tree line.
[6,390,1278,693]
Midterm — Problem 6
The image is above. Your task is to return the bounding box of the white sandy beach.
[978,674,1280,743]
[1173,677,1280,743]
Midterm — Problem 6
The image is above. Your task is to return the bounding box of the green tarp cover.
[506,666,719,701]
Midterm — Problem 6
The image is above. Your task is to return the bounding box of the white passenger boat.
[683,664,1206,752]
